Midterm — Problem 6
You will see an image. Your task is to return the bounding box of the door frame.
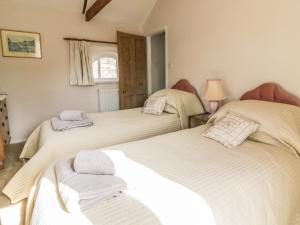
[146,27,168,96]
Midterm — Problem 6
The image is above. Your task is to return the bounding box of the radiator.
[97,88,120,112]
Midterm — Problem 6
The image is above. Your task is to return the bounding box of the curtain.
[69,41,94,86]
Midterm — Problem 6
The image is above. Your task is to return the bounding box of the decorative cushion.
[143,96,167,115]
[203,112,259,148]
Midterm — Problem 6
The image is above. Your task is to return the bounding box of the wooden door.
[117,31,147,109]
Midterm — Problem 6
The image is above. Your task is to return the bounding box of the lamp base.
[209,101,219,115]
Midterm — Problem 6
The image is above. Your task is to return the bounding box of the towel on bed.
[55,158,127,213]
[51,117,93,131]
[59,110,86,121]
[74,150,124,175]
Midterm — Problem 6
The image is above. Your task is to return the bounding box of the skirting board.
[10,138,27,144]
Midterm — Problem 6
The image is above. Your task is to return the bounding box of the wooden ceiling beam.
[82,0,88,14]
[86,0,112,22]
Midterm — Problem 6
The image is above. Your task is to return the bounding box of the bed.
[3,80,205,204]
[25,83,300,225]
[20,79,204,160]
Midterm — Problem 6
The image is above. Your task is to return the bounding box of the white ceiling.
[6,0,157,26]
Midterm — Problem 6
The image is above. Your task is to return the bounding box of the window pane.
[92,60,99,79]
[99,57,117,79]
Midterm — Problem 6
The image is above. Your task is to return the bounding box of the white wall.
[144,0,300,104]
[150,32,166,94]
[0,1,141,142]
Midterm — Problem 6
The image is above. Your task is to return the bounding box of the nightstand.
[189,113,211,128]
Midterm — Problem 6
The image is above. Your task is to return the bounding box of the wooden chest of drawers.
[0,95,11,169]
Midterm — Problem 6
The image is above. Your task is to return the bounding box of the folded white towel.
[55,158,127,213]
[51,117,93,131]
[59,110,86,121]
[74,150,126,175]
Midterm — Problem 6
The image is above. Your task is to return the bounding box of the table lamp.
[203,79,227,114]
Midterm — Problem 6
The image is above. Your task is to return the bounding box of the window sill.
[94,80,119,84]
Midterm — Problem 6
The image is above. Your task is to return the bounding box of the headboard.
[240,83,300,107]
[171,79,199,97]
[171,79,206,111]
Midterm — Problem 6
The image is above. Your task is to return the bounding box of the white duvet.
[26,125,300,225]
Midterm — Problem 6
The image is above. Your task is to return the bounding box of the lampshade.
[203,79,227,101]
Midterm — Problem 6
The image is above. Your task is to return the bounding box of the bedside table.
[189,113,211,128]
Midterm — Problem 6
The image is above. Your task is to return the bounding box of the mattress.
[4,108,181,203]
[26,125,300,225]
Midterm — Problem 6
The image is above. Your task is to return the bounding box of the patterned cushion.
[203,112,260,148]
[143,96,167,115]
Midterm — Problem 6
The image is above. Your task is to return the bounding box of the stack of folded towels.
[55,150,127,213]
[51,110,93,131]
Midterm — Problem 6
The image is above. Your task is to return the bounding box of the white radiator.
[97,88,120,112]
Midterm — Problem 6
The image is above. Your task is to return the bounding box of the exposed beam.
[82,0,88,14]
[86,0,111,22]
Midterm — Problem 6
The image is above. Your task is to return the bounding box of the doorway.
[147,30,167,95]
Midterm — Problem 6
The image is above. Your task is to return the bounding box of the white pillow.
[203,112,259,148]
[164,104,178,114]
[208,100,300,156]
[143,96,167,115]
[149,89,205,115]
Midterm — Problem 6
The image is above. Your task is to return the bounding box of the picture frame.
[0,29,42,59]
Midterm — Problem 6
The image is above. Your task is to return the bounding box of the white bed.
[3,86,205,203]
[20,108,181,159]
[25,99,300,225]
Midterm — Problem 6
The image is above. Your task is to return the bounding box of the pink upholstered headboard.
[240,83,300,107]
[171,79,206,111]
[171,79,200,98]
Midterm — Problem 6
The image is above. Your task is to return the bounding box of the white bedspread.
[21,108,180,159]
[26,125,300,225]
[4,108,181,203]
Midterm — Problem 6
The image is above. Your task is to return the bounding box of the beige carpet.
[0,143,25,225]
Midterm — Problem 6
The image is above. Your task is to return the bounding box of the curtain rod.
[63,37,117,45]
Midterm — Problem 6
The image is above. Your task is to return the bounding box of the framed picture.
[0,29,42,58]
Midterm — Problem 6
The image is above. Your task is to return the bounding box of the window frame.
[89,44,119,84]
[92,52,119,84]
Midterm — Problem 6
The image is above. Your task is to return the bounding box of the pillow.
[249,131,287,149]
[209,100,300,156]
[148,89,205,128]
[143,96,167,115]
[149,89,205,115]
[164,104,178,114]
[203,112,259,148]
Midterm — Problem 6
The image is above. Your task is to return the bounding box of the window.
[92,54,118,83]
[90,45,118,83]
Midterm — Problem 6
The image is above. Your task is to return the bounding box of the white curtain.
[69,41,94,86]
